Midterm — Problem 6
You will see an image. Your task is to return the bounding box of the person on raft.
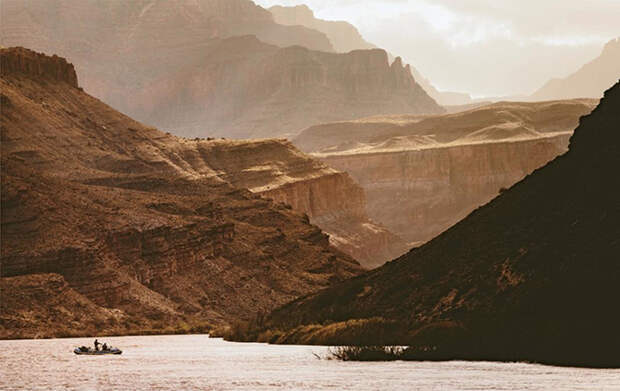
[94,339,101,351]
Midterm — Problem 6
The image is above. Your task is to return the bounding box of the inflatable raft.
[74,346,122,355]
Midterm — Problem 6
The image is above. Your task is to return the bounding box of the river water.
[1,335,619,390]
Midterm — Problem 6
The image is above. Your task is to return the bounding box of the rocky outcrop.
[186,138,409,268]
[295,100,597,244]
[0,47,78,87]
[0,48,363,339]
[269,4,374,53]
[243,81,620,368]
[262,173,408,268]
[531,37,620,100]
[0,0,442,139]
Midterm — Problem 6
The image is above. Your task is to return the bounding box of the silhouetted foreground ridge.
[231,81,620,368]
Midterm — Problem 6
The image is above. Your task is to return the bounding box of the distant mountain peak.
[531,37,620,100]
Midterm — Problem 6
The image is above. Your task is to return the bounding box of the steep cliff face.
[248,81,620,368]
[0,47,78,87]
[531,37,620,100]
[1,0,442,139]
[321,135,572,244]
[134,37,443,138]
[0,48,363,339]
[269,4,374,53]
[187,139,409,268]
[295,100,596,244]
[267,3,473,106]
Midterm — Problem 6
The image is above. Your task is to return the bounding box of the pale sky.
[255,0,620,97]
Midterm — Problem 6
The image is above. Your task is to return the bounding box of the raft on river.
[74,346,122,355]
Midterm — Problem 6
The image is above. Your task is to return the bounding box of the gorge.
[238,81,620,368]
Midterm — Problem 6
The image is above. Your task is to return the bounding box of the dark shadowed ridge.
[236,81,620,368]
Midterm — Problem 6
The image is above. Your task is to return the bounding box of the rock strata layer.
[0,47,363,339]
[295,100,597,244]
[195,139,408,267]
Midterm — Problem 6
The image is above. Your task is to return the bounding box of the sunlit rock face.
[0,47,365,338]
[190,139,409,268]
[295,99,597,244]
[531,37,620,100]
[0,0,442,139]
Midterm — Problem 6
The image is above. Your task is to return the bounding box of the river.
[1,335,619,390]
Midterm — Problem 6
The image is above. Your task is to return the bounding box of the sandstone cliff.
[531,37,620,100]
[295,100,597,244]
[240,81,620,368]
[1,0,442,139]
[193,139,408,267]
[0,47,364,339]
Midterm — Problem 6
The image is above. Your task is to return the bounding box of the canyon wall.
[1,0,442,139]
[188,139,409,268]
[129,37,443,139]
[0,47,364,339]
[320,134,571,244]
[267,4,473,106]
[295,100,596,244]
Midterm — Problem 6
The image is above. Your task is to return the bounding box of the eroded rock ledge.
[0,47,78,87]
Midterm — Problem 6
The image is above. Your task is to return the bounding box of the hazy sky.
[255,0,620,97]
